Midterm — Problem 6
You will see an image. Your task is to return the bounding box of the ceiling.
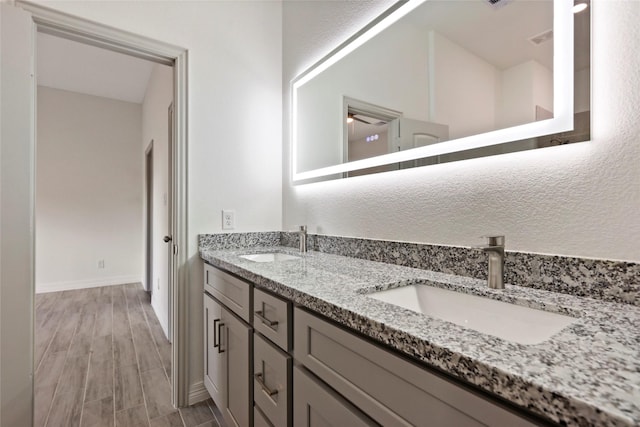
[408,0,554,70]
[407,0,591,72]
[348,118,389,143]
[36,1,588,105]
[37,32,157,104]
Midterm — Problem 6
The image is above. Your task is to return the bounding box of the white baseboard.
[188,381,211,405]
[36,275,142,293]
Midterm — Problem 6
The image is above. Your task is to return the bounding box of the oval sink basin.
[367,284,576,345]
[240,253,301,263]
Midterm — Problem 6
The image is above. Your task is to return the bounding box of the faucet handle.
[299,225,307,233]
[481,235,505,247]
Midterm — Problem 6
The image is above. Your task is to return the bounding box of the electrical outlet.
[97,259,105,269]
[222,210,235,230]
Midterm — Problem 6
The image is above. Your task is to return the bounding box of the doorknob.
[163,235,172,243]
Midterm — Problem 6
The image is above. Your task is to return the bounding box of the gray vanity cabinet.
[204,262,539,427]
[205,263,252,322]
[203,264,253,427]
[204,293,253,427]
[204,294,224,407]
[222,306,253,427]
[293,365,378,427]
[253,333,291,427]
[254,406,273,427]
[254,288,291,352]
[252,288,293,427]
[294,307,537,427]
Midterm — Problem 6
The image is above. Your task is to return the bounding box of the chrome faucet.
[477,235,505,289]
[295,225,307,253]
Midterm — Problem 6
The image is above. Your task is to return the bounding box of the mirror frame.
[292,0,574,182]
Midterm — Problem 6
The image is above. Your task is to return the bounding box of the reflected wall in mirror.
[292,0,590,182]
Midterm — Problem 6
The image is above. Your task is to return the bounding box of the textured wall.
[283,1,640,262]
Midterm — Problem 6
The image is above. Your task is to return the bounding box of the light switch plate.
[222,210,235,230]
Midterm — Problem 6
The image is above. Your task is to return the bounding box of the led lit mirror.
[292,0,590,182]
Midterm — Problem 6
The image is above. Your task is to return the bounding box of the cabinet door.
[293,366,377,427]
[204,294,225,408]
[254,406,273,427]
[253,333,291,427]
[221,307,253,427]
[295,308,537,427]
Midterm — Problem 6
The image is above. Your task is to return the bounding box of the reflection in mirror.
[345,97,450,177]
[345,98,396,176]
[292,0,590,182]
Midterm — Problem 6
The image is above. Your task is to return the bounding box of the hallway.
[35,283,219,427]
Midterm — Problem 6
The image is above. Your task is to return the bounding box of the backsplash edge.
[198,232,640,306]
[280,232,640,306]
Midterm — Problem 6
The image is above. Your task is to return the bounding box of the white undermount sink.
[239,253,301,263]
[367,284,576,345]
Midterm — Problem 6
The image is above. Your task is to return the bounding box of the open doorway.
[33,26,176,427]
[1,3,189,423]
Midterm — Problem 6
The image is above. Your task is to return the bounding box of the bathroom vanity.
[199,233,640,427]
[203,263,539,427]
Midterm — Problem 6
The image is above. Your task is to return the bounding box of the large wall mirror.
[292,0,591,182]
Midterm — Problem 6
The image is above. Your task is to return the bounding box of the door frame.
[145,140,154,294]
[0,4,36,425]
[16,0,190,408]
[167,103,174,340]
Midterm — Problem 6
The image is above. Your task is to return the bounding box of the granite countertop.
[199,245,640,427]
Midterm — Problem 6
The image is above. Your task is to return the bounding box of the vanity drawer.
[253,288,291,351]
[294,308,537,427]
[293,365,377,427]
[254,406,273,427]
[253,333,291,427]
[204,264,251,322]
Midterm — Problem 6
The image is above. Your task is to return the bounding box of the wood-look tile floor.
[35,283,220,427]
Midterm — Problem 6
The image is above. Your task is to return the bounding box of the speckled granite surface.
[199,231,281,250]
[199,240,640,427]
[279,233,640,306]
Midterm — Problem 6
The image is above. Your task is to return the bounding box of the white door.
[0,3,35,426]
[167,102,174,340]
[389,117,449,153]
[389,117,449,169]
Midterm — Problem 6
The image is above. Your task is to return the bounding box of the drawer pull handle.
[254,310,279,330]
[217,322,225,353]
[254,372,278,397]
[213,318,221,348]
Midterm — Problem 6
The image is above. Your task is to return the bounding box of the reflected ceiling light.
[347,114,354,124]
[572,2,587,13]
